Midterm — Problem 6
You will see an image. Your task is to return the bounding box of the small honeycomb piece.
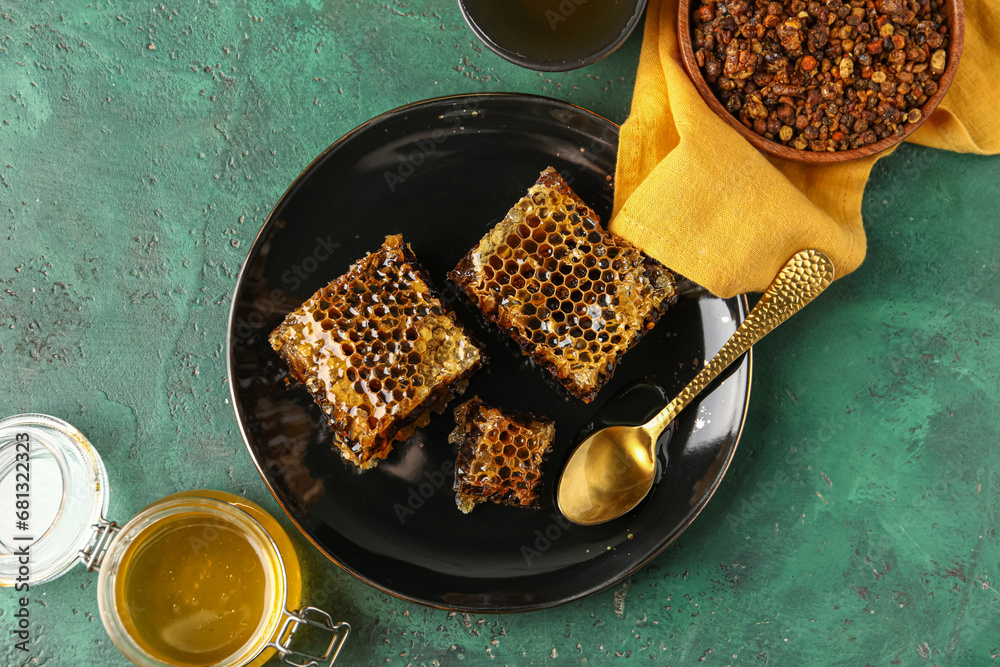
[449,167,677,402]
[449,397,555,513]
[269,234,484,470]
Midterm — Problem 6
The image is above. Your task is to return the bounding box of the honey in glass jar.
[0,414,349,667]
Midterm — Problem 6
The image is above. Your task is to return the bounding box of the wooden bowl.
[677,0,965,163]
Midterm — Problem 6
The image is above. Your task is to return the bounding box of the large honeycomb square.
[449,167,677,402]
[449,397,555,513]
[269,234,484,470]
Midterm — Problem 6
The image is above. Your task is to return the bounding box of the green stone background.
[1,1,998,665]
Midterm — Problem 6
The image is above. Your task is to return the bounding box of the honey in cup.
[460,0,644,70]
[98,491,303,667]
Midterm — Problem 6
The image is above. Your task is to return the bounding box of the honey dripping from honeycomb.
[269,234,483,470]
[450,167,677,402]
[449,397,555,513]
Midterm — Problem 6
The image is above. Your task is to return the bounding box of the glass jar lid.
[0,416,350,664]
[0,413,110,586]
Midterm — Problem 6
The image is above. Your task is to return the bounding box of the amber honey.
[450,167,677,402]
[449,397,555,513]
[269,234,483,470]
[115,513,269,665]
[0,414,334,667]
[461,0,639,65]
[98,493,298,667]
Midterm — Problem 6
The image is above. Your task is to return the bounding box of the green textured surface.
[2,1,999,666]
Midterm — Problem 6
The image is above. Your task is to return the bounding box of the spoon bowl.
[557,425,657,525]
[557,249,836,525]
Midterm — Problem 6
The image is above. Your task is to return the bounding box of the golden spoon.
[556,249,836,525]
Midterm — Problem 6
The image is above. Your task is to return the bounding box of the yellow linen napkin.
[611,0,1000,298]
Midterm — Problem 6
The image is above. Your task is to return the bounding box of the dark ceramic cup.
[458,0,648,72]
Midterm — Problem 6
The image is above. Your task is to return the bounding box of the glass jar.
[0,413,349,667]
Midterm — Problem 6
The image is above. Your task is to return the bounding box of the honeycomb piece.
[448,397,555,513]
[449,167,677,402]
[269,234,484,470]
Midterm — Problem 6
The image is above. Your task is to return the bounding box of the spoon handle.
[645,249,836,437]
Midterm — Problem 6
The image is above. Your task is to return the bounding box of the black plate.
[227,93,751,612]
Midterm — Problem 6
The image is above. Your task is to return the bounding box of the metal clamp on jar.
[0,413,350,667]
